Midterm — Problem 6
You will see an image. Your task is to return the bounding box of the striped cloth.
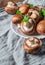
[0,0,45,65]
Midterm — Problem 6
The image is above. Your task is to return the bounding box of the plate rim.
[11,22,45,39]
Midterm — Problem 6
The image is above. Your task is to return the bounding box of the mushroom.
[5,1,18,14]
[19,4,29,14]
[34,5,45,11]
[23,37,42,53]
[27,9,43,24]
[20,19,35,34]
[12,14,23,24]
[36,20,45,35]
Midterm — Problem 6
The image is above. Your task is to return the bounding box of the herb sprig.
[16,10,22,14]
[39,9,45,17]
[22,15,29,22]
[28,4,34,8]
[42,9,45,16]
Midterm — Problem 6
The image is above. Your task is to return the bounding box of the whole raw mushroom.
[12,14,23,24]
[36,20,45,35]
[5,1,18,14]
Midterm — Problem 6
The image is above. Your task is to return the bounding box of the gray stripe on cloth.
[0,29,20,65]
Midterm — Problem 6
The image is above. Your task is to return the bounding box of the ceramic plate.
[11,22,45,39]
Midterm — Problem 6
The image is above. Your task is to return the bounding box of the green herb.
[39,9,45,17]
[16,10,22,14]
[28,4,34,8]
[42,9,45,16]
[39,10,43,15]
[22,15,29,22]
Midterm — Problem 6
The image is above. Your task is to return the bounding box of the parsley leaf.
[39,10,43,15]
[16,10,22,14]
[28,4,34,8]
[42,9,45,16]
[39,9,45,17]
[22,15,29,22]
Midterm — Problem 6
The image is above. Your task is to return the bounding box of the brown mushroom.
[20,19,35,35]
[34,5,45,11]
[36,20,45,35]
[19,4,29,14]
[5,1,18,14]
[27,9,43,24]
[23,37,42,53]
[12,14,23,24]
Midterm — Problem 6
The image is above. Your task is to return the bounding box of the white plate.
[11,22,45,39]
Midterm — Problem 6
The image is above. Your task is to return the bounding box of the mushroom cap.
[37,20,45,35]
[23,37,42,53]
[5,7,18,14]
[7,1,17,6]
[34,5,45,11]
[27,9,43,24]
[19,4,29,14]
[20,19,35,34]
[12,14,23,24]
[5,1,18,14]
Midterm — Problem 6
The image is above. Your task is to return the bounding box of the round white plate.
[11,22,45,39]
